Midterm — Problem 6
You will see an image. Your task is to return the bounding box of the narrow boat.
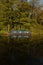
[9,30,31,38]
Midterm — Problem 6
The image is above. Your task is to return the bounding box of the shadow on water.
[0,36,43,65]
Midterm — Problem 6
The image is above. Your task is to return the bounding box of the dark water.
[0,36,43,65]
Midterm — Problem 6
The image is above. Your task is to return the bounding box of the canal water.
[0,36,43,65]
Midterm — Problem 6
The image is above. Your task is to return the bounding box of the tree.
[37,10,43,25]
[14,2,31,30]
[7,1,33,30]
[29,0,41,22]
[30,0,40,8]
[20,0,28,2]
[0,0,18,31]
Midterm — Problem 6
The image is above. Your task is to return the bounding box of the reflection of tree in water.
[0,36,43,65]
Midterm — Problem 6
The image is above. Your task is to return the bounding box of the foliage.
[0,0,43,32]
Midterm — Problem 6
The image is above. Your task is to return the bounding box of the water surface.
[0,36,43,65]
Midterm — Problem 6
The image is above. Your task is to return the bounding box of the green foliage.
[0,0,43,32]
